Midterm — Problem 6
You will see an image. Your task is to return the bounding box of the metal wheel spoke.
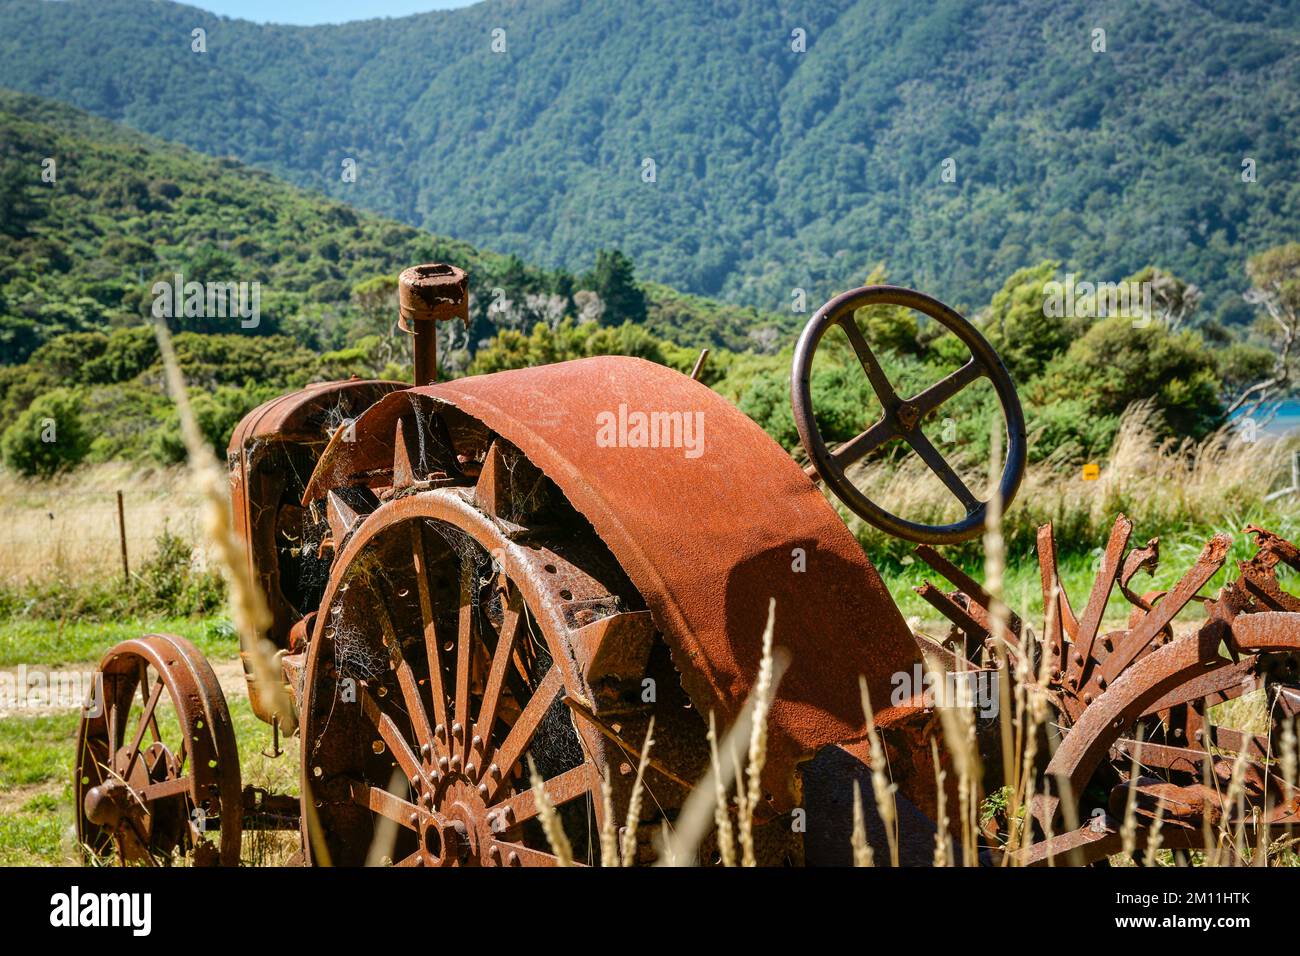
[484,665,563,803]
[904,428,979,513]
[455,559,475,764]
[107,700,119,753]
[349,781,420,831]
[492,841,587,867]
[410,523,450,733]
[474,587,524,745]
[122,677,164,779]
[370,587,435,754]
[1101,534,1231,685]
[360,688,429,790]
[909,358,983,416]
[138,775,192,802]
[138,662,162,743]
[839,316,899,405]
[1069,516,1131,685]
[488,764,592,830]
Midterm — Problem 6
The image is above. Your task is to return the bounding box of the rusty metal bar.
[398,264,469,386]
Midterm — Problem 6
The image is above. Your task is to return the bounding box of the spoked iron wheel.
[298,478,671,866]
[75,633,242,866]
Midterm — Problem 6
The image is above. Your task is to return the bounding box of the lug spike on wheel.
[392,418,418,490]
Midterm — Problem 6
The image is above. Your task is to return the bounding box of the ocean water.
[1230,398,1300,437]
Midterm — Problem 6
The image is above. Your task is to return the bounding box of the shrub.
[135,528,225,617]
[0,388,91,476]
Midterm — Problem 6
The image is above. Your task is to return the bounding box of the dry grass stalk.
[707,712,736,867]
[654,600,785,866]
[1281,717,1298,865]
[599,772,618,867]
[927,650,981,866]
[150,317,317,862]
[1118,735,1144,861]
[851,781,873,866]
[738,598,777,867]
[1002,625,1054,863]
[857,676,898,866]
[365,768,406,866]
[930,737,949,867]
[619,717,656,867]
[1142,799,1167,868]
[1222,745,1251,865]
[982,425,1017,800]
[527,754,573,866]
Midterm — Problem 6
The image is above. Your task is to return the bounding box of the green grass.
[0,616,236,669]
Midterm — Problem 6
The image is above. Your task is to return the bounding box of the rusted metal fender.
[305,356,922,810]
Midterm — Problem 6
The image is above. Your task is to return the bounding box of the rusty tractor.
[74,266,1300,866]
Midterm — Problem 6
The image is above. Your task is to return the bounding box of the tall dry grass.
[847,403,1299,566]
[0,464,203,586]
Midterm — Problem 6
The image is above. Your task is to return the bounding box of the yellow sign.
[1082,463,1100,481]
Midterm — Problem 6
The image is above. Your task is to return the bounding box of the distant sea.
[1230,398,1300,437]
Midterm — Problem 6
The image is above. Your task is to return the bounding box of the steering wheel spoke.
[909,358,984,417]
[903,428,981,514]
[839,315,900,405]
[831,416,899,470]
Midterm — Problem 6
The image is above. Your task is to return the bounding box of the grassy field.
[0,464,205,586]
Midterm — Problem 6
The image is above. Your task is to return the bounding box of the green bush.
[135,528,225,617]
[1034,317,1224,441]
[0,529,226,622]
[0,388,91,476]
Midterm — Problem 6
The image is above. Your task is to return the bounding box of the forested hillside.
[0,90,791,467]
[0,88,781,361]
[2,0,1297,316]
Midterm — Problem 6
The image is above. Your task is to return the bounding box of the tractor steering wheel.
[792,285,1026,545]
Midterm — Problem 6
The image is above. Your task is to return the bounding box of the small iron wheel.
[75,633,242,866]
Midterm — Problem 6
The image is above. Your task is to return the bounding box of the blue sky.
[191,2,475,25]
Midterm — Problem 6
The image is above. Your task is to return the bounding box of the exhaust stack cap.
[398,263,469,385]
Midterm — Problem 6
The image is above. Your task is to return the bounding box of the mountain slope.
[0,89,777,363]
[0,0,1298,316]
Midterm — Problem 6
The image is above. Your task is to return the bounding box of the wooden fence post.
[116,490,130,585]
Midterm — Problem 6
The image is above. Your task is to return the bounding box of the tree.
[583,250,646,326]
[981,261,1078,383]
[1229,243,1300,418]
[1,388,91,476]
[351,274,403,369]
[1035,316,1223,441]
